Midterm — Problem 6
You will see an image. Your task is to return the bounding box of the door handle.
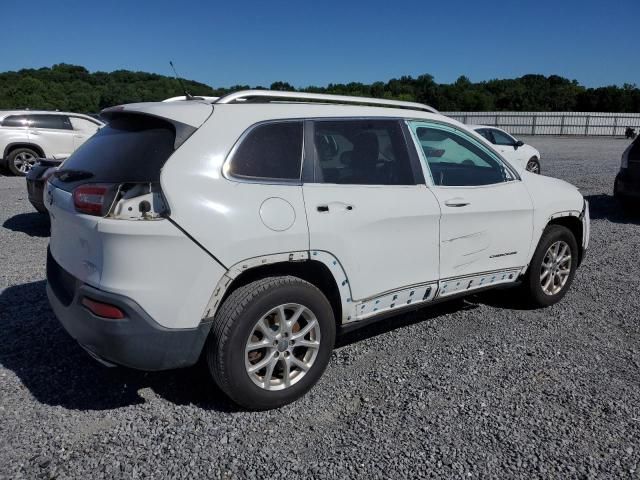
[444,198,470,207]
[317,203,354,213]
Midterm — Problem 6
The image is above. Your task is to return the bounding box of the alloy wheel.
[245,303,321,391]
[540,240,571,295]
[14,152,37,173]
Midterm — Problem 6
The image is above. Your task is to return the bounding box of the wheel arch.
[3,142,46,161]
[202,251,353,327]
[546,214,584,265]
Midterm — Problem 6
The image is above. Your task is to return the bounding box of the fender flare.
[526,206,587,268]
[3,142,46,161]
[200,250,354,323]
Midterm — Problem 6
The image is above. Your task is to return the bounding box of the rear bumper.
[46,249,212,371]
[26,178,46,212]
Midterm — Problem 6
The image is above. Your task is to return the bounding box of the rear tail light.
[81,297,125,319]
[73,184,111,216]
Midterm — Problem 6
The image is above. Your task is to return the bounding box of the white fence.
[443,111,640,136]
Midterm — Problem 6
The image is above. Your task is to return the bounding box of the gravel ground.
[1,136,639,479]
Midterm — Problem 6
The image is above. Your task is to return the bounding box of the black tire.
[526,157,541,174]
[206,275,335,410]
[7,147,39,176]
[521,225,578,307]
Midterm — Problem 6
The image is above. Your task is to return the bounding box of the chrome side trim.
[348,282,438,324]
[437,268,522,298]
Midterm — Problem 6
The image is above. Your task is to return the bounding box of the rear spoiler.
[101,100,213,129]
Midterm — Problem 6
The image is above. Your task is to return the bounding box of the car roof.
[106,100,461,128]
[102,90,453,129]
[102,99,462,130]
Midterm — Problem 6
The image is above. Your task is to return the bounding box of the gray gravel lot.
[1,136,640,479]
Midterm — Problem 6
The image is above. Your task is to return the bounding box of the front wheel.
[206,276,335,410]
[521,225,578,307]
[526,157,541,174]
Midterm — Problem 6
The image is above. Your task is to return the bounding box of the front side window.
[228,121,303,181]
[411,123,515,187]
[29,114,72,130]
[311,119,415,185]
[490,129,516,146]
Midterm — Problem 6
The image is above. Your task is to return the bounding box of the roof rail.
[214,90,439,114]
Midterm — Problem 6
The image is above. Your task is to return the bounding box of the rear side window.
[2,115,28,127]
[52,114,180,192]
[228,122,303,181]
[29,114,72,130]
[311,119,415,185]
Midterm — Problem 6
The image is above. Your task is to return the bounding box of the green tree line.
[1,63,639,113]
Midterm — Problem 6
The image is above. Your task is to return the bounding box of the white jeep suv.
[0,110,103,175]
[45,91,589,409]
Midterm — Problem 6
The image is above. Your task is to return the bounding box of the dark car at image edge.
[614,137,640,206]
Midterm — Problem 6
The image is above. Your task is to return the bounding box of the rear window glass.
[228,122,303,181]
[53,114,178,191]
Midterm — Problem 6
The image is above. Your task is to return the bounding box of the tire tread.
[207,275,323,403]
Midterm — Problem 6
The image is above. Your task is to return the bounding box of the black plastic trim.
[47,250,212,371]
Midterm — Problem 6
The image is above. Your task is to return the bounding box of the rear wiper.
[54,170,94,182]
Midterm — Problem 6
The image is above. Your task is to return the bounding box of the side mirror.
[514,140,524,150]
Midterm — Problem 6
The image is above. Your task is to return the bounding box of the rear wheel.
[7,148,39,176]
[526,157,541,174]
[521,225,578,307]
[206,276,335,410]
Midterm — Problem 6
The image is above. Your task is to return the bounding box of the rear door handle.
[317,203,354,213]
[444,198,470,207]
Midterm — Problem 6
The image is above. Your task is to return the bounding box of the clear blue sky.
[2,0,638,89]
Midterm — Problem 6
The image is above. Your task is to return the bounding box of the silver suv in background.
[0,111,104,175]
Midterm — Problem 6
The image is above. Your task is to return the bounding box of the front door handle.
[317,205,329,212]
[444,198,470,207]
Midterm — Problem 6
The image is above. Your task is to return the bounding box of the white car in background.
[0,111,104,175]
[46,91,588,409]
[472,125,541,174]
